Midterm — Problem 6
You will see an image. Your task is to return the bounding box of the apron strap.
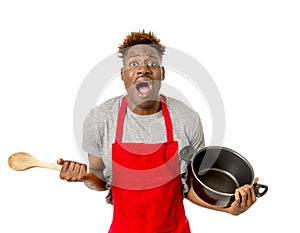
[115,97,127,142]
[115,96,174,142]
[160,95,174,142]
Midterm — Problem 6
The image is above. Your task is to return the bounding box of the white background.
[1,0,299,232]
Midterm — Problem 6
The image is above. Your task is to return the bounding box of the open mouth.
[136,81,152,96]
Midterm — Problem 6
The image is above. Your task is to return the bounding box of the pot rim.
[191,146,255,197]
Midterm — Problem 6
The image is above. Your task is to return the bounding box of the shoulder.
[85,95,123,124]
[165,96,203,134]
[165,96,205,152]
[165,96,199,120]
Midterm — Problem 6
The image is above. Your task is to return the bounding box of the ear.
[121,67,125,81]
[161,66,165,81]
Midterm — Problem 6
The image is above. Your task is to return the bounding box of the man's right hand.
[57,157,107,191]
[57,158,89,182]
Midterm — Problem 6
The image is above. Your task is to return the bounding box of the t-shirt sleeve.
[190,112,205,152]
[82,109,102,157]
[181,111,205,195]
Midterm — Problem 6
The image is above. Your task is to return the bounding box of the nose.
[137,64,151,76]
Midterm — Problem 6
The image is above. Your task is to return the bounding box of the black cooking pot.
[191,146,268,208]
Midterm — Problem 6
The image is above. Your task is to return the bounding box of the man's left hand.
[228,177,259,215]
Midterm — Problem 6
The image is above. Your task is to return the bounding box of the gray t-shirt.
[82,95,205,193]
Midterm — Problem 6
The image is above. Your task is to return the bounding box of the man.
[58,30,259,232]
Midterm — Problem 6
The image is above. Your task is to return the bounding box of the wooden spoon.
[8,152,62,171]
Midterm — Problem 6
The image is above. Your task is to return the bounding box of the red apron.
[109,96,191,233]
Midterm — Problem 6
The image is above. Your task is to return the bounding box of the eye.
[147,61,159,67]
[129,61,139,67]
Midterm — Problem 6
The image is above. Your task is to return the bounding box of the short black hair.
[118,30,165,59]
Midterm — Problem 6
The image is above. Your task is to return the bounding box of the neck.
[126,96,161,115]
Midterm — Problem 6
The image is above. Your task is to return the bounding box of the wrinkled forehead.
[124,44,161,60]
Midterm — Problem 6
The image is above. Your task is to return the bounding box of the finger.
[245,185,253,207]
[68,161,76,172]
[60,160,70,179]
[71,163,81,181]
[74,163,88,181]
[250,185,257,203]
[254,177,259,184]
[239,188,248,208]
[73,163,81,173]
[65,162,76,181]
[79,164,88,180]
[234,188,240,207]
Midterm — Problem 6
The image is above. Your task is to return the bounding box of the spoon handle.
[35,161,62,171]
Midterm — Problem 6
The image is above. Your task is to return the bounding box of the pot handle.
[253,183,268,197]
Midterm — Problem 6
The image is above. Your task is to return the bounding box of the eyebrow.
[127,54,159,59]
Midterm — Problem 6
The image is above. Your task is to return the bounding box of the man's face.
[121,44,165,109]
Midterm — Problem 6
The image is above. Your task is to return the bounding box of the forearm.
[84,169,107,191]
